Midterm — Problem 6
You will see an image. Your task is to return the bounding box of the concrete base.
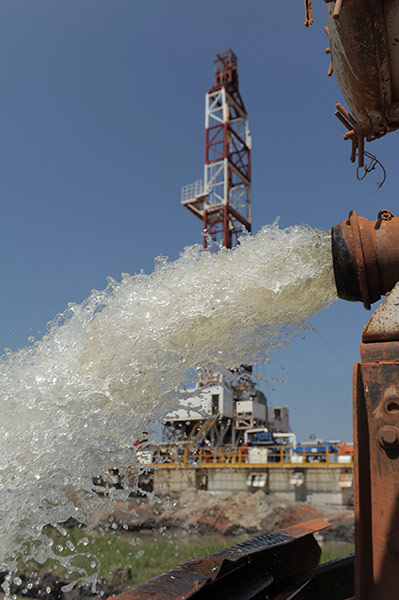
[153,465,353,506]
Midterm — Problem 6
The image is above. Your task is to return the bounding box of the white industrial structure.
[163,377,290,447]
[235,389,268,430]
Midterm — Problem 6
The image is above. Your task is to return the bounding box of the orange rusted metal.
[329,0,399,167]
[304,0,314,27]
[353,284,399,599]
[306,0,399,167]
[331,212,399,598]
[331,209,399,309]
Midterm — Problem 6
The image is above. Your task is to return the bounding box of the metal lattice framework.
[181,49,251,248]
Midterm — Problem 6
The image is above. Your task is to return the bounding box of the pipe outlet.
[331,209,399,309]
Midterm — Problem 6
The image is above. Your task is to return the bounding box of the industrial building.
[163,376,288,447]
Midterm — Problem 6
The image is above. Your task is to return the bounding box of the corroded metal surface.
[352,285,399,599]
[354,361,399,598]
[326,0,399,166]
[330,208,399,597]
[305,0,399,165]
[111,519,329,600]
[331,209,399,309]
[362,282,399,342]
[328,0,394,121]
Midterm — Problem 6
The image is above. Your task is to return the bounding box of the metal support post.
[353,283,399,598]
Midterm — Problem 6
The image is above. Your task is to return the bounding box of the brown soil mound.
[99,490,353,541]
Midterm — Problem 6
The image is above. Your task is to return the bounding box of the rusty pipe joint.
[331,209,399,309]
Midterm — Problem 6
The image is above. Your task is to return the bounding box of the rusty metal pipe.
[332,0,343,20]
[331,209,399,309]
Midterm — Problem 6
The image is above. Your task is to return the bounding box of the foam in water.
[0,221,336,584]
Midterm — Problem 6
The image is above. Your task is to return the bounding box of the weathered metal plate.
[354,361,399,599]
[362,282,399,342]
[327,0,399,121]
[328,0,387,122]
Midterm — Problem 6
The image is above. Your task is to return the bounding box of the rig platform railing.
[139,445,353,469]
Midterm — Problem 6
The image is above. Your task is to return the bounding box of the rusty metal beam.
[111,520,329,600]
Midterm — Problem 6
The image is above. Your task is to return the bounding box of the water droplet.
[78,537,89,546]
[130,538,139,546]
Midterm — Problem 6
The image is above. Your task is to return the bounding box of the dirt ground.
[96,489,354,542]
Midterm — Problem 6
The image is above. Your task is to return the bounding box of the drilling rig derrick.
[181,49,251,249]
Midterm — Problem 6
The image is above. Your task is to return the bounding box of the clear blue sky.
[1,0,397,442]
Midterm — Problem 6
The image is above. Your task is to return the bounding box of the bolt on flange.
[379,425,399,450]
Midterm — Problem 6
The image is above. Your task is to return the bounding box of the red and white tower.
[181,50,251,249]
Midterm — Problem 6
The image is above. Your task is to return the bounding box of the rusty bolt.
[379,426,399,449]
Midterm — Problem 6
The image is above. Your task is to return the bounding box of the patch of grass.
[19,528,354,589]
[321,542,354,564]
[22,528,248,587]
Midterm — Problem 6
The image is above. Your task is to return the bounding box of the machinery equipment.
[332,209,399,599]
[332,209,399,309]
[307,0,399,171]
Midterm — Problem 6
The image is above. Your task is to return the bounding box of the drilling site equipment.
[308,0,399,169]
[332,209,399,599]
[181,49,251,249]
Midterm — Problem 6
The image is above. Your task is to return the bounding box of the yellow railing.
[145,445,353,468]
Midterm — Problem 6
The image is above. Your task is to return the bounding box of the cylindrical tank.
[328,0,399,122]
[331,209,399,309]
[326,0,399,164]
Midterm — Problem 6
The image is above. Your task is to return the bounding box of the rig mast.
[174,49,271,447]
[181,49,251,248]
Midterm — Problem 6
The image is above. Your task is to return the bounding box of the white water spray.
[0,221,336,580]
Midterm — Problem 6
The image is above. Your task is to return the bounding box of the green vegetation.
[20,529,354,589]
[321,542,354,563]
[23,528,249,587]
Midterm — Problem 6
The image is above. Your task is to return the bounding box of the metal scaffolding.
[181,49,251,249]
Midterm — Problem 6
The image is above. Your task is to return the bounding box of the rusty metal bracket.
[304,0,314,27]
